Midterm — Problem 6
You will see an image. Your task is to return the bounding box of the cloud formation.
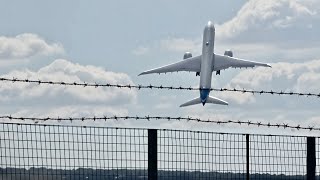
[0,33,64,60]
[0,59,137,116]
[160,38,201,53]
[132,46,149,55]
[215,59,320,107]
[217,0,318,41]
[230,60,320,90]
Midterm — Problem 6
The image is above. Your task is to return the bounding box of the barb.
[1,115,319,132]
[0,77,319,98]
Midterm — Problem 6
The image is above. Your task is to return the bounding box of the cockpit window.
[206,42,209,46]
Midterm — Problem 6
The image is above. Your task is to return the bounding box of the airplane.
[139,21,271,107]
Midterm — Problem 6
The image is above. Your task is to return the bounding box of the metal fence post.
[246,134,250,180]
[148,129,157,180]
[307,137,316,180]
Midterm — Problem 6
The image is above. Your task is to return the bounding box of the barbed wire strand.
[0,77,319,98]
[1,115,318,131]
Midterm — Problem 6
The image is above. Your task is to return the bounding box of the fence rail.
[0,122,319,179]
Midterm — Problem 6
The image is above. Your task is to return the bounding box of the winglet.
[256,62,271,68]
[138,71,152,76]
[138,69,159,76]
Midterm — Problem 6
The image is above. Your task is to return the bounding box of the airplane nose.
[207,21,215,29]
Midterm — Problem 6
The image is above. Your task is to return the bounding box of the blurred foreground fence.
[0,122,319,180]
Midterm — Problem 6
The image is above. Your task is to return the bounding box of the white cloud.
[216,0,318,40]
[0,33,64,60]
[215,59,320,106]
[211,0,320,61]
[230,60,320,90]
[160,37,201,53]
[0,59,137,115]
[132,46,149,55]
[295,72,320,92]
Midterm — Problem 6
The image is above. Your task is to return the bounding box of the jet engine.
[183,52,200,76]
[224,50,233,57]
[183,52,192,59]
[217,50,232,75]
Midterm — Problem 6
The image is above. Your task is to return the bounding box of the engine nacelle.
[183,52,192,59]
[224,50,233,57]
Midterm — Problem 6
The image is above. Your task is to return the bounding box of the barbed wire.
[0,77,319,98]
[1,115,319,131]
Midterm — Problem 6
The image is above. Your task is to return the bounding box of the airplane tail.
[179,97,202,107]
[206,96,228,105]
[180,96,228,107]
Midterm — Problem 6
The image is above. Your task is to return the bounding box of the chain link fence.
[0,122,318,179]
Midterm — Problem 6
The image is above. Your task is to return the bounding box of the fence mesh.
[0,123,148,179]
[158,130,247,179]
[0,122,319,179]
[250,135,306,179]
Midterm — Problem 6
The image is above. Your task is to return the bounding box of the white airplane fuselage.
[139,21,271,107]
[199,21,215,105]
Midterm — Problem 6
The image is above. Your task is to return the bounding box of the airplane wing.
[213,54,271,71]
[139,55,201,75]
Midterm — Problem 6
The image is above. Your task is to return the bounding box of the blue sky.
[0,0,320,136]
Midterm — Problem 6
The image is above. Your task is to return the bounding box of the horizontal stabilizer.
[207,96,228,105]
[180,96,228,107]
[180,97,202,107]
